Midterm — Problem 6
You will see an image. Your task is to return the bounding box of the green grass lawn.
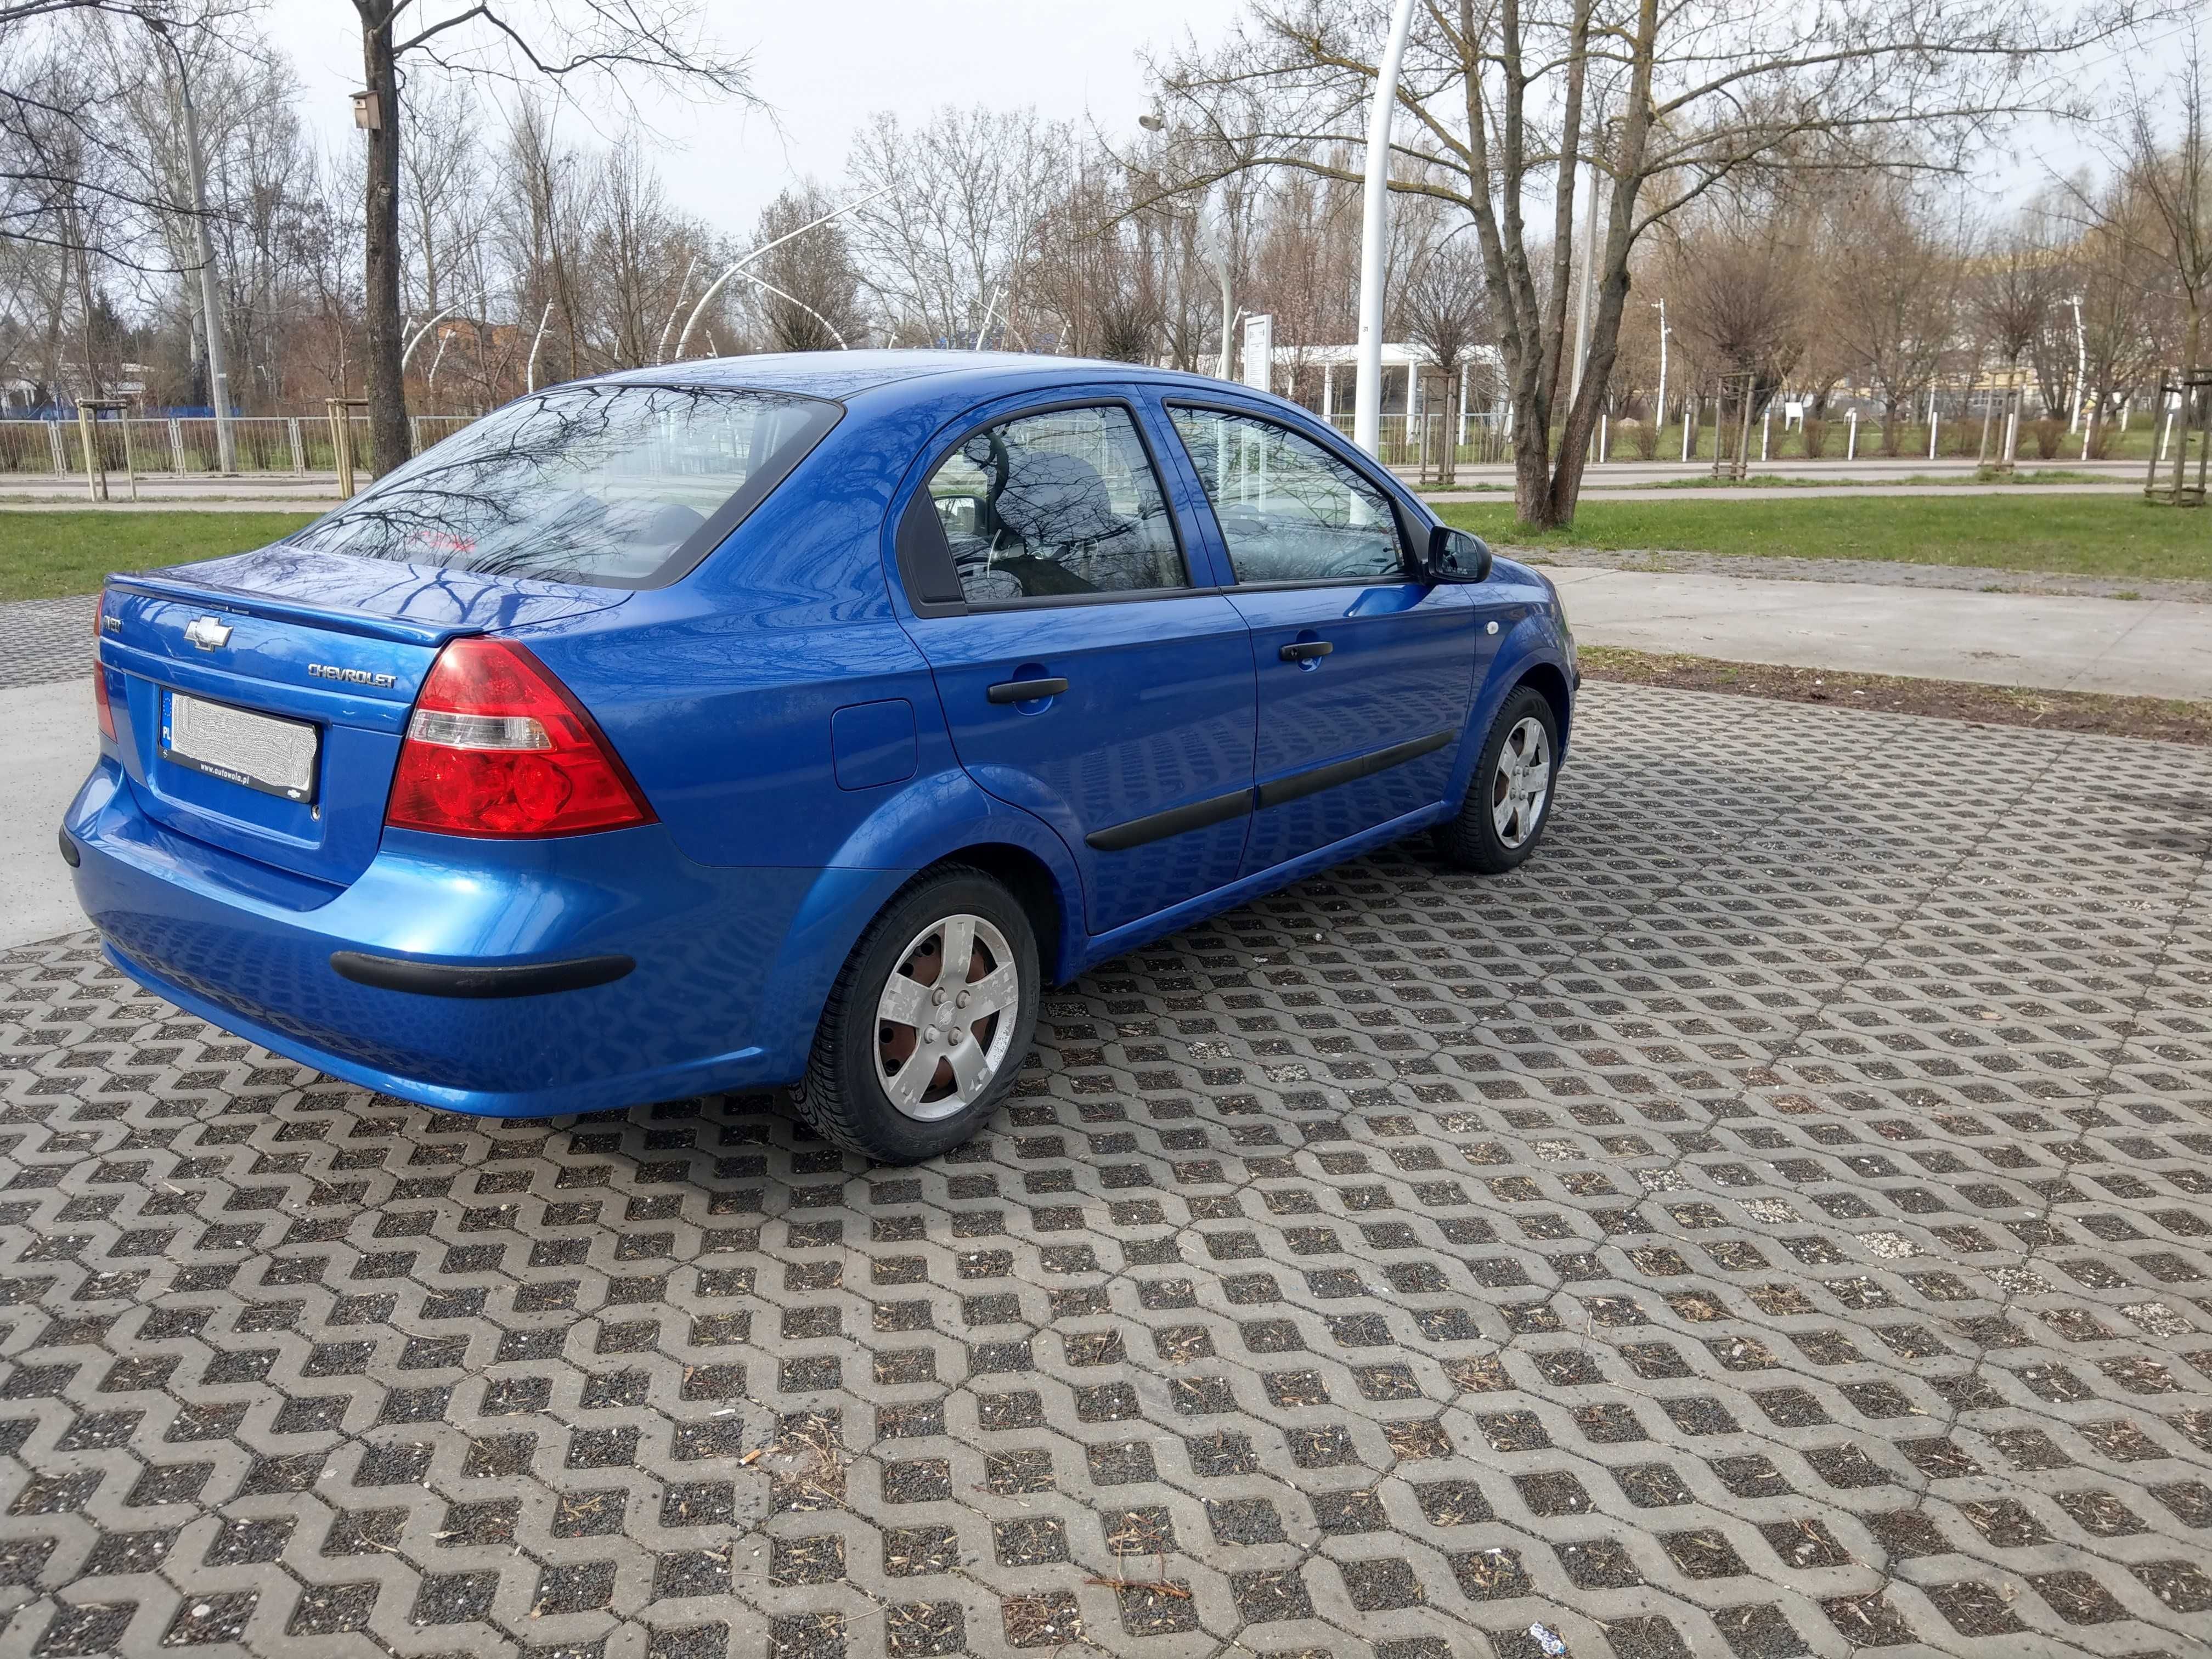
[1436,494,2212,583]
[0,511,317,603]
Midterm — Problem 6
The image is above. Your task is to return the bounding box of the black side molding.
[1257,728,1457,810]
[1086,787,1251,852]
[331,950,635,999]
[57,828,80,868]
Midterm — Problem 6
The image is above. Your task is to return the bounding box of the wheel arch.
[932,840,1071,988]
[1514,658,1574,746]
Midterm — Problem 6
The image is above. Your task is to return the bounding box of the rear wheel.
[1434,685,1560,873]
[789,867,1039,1164]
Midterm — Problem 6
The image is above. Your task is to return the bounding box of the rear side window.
[1167,406,1406,584]
[286,385,839,589]
[926,405,1186,603]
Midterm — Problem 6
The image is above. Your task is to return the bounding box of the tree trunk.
[359,7,410,476]
[1511,391,1558,526]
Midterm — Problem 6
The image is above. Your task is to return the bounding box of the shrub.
[1799,417,1829,458]
[1630,419,1659,459]
[2033,417,2064,459]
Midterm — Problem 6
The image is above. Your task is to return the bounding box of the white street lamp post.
[1651,298,1668,433]
[1352,0,1420,456]
[148,19,234,473]
[2068,295,2086,433]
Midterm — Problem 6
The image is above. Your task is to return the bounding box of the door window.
[1168,407,1406,584]
[927,405,1186,603]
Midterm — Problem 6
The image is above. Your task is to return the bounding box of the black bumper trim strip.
[1086,787,1252,852]
[330,950,635,999]
[1256,727,1457,810]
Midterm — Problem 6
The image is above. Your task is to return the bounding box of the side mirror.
[1425,525,1492,584]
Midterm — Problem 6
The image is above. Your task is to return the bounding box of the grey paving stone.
[0,681,2208,1657]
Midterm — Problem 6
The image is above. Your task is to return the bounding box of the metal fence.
[0,413,482,479]
[1322,411,1513,470]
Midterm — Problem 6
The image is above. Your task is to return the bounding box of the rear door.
[895,397,1256,936]
[1161,401,1482,878]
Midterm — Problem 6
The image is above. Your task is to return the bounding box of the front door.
[902,400,1256,935]
[1163,403,1482,878]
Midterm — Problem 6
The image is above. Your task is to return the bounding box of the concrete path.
[1554,562,2212,699]
[1430,481,2141,503]
[2,677,94,949]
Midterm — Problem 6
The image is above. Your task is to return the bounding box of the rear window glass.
[286,385,839,588]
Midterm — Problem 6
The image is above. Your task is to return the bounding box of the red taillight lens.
[93,596,116,742]
[385,639,654,837]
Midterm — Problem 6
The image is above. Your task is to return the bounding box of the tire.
[1434,685,1560,874]
[788,866,1040,1164]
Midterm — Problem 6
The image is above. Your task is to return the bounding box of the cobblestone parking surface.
[0,597,98,692]
[1,682,2208,1659]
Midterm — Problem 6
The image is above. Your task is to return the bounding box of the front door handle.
[988,676,1069,704]
[1279,640,1333,662]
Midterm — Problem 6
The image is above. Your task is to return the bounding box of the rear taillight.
[385,639,654,838]
[93,596,115,742]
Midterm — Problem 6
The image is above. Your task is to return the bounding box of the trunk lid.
[101,544,628,889]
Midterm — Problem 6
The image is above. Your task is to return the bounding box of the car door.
[1162,400,1484,879]
[894,397,1256,936]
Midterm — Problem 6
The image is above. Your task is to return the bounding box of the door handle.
[1279,640,1333,662]
[987,676,1069,704]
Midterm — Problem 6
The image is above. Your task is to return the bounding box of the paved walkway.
[2,684,2209,1659]
[1524,549,2212,606]
[1554,565,2212,701]
[4,678,95,950]
[1430,482,2142,503]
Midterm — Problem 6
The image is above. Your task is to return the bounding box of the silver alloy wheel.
[1490,716,1551,849]
[874,912,1020,1121]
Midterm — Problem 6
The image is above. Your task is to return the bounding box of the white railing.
[0,413,486,479]
[1322,411,1512,470]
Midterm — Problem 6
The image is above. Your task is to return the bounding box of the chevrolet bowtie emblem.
[183,616,233,650]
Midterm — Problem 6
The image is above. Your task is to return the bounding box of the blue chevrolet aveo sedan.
[63,353,1576,1163]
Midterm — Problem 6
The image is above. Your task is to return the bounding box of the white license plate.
[160,691,319,803]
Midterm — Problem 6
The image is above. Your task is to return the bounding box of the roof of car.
[601,349,1237,403]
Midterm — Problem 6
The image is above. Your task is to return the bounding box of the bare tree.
[347,0,751,469]
[2109,39,2212,495]
[847,105,1067,348]
[1397,228,1487,482]
[1823,181,1964,453]
[1972,210,2058,392]
[1662,190,1811,420]
[751,184,864,351]
[1156,0,2151,527]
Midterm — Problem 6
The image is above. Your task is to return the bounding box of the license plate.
[160,691,319,803]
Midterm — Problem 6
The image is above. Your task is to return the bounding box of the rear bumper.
[63,758,903,1117]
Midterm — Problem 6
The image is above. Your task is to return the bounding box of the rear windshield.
[286,385,840,588]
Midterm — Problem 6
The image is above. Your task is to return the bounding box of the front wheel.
[1434,685,1560,874]
[789,866,1040,1164]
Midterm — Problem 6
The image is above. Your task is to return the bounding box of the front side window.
[287,385,839,588]
[1168,407,1406,584]
[927,405,1185,603]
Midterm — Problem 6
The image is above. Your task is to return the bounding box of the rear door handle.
[1279,640,1333,662]
[987,676,1069,704]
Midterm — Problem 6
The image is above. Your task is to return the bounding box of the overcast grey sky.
[262,0,1245,234]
